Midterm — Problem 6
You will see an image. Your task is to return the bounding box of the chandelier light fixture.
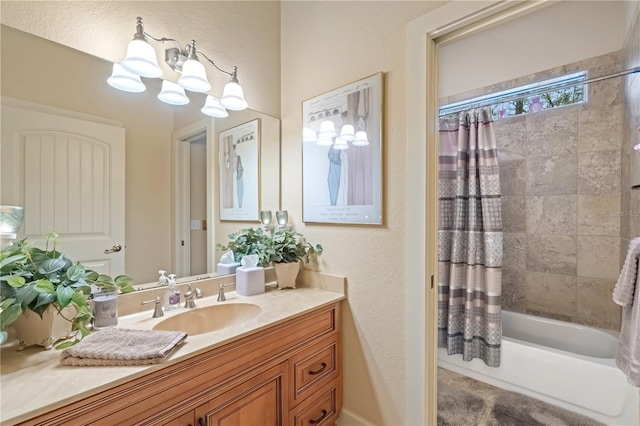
[107,17,248,117]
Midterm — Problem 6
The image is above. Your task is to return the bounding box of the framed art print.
[219,118,260,221]
[302,72,383,225]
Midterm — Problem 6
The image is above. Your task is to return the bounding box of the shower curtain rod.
[439,65,640,117]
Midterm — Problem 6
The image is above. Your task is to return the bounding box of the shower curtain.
[438,108,503,367]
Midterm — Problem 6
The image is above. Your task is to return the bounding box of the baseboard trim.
[337,408,374,426]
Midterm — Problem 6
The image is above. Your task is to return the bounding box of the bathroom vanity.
[0,273,345,426]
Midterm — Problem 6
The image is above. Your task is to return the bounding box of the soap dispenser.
[165,274,180,310]
[158,270,169,287]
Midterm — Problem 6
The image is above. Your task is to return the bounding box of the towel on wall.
[60,328,187,366]
[613,237,640,307]
[615,238,640,387]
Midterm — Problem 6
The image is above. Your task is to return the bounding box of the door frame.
[405,1,556,424]
[172,118,216,277]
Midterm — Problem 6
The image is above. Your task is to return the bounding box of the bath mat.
[489,388,605,426]
[437,379,487,425]
[60,328,187,366]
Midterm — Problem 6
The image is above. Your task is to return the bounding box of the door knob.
[104,244,122,254]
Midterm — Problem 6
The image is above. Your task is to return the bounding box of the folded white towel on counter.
[613,237,640,307]
[60,328,187,366]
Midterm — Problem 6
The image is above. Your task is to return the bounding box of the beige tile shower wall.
[621,2,640,263]
[493,52,624,330]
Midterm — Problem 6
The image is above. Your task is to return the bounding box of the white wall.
[438,1,624,99]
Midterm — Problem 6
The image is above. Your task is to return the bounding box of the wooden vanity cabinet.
[20,303,341,426]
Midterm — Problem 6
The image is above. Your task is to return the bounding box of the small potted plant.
[216,227,272,266]
[264,229,323,289]
[0,233,134,349]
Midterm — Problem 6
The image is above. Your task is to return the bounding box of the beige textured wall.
[281,2,444,425]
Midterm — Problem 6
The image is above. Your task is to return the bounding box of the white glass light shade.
[157,80,190,105]
[178,59,211,92]
[107,63,146,93]
[317,134,334,146]
[303,127,318,143]
[352,131,370,146]
[319,120,337,138]
[333,137,349,150]
[201,96,229,118]
[339,124,356,141]
[121,39,163,78]
[220,82,248,111]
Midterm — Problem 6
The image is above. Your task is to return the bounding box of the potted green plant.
[0,233,134,349]
[264,229,323,289]
[216,227,272,266]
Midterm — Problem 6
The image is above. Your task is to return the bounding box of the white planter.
[11,305,76,350]
[274,262,301,289]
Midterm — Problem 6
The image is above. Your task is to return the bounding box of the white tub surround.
[438,310,639,425]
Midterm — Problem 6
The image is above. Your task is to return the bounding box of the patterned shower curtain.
[438,108,503,367]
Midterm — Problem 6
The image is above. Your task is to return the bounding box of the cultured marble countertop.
[0,275,345,425]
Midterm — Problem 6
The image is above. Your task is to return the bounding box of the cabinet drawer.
[290,333,339,407]
[289,382,338,426]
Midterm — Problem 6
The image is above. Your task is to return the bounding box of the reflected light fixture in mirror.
[201,96,229,118]
[303,117,369,149]
[157,80,189,105]
[108,16,248,116]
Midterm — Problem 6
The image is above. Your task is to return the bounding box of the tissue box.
[217,262,241,275]
[236,266,265,296]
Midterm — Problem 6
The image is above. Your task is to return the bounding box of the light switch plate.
[190,220,201,230]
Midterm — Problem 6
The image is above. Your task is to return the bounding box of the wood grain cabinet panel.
[289,334,339,408]
[289,381,340,426]
[194,364,287,426]
[20,303,342,426]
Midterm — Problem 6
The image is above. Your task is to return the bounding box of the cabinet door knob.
[309,409,328,424]
[308,362,327,375]
[198,418,207,426]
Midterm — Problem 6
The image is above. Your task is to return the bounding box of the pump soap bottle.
[165,274,180,310]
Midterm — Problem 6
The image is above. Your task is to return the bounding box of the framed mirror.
[0,25,281,288]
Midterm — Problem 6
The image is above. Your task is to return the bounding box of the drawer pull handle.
[309,362,327,375]
[309,409,328,424]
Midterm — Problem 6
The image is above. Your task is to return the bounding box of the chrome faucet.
[141,296,164,318]
[217,283,234,302]
[184,283,203,308]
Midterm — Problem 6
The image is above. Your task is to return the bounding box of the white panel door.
[1,105,125,276]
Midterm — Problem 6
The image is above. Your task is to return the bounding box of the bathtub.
[437,310,639,425]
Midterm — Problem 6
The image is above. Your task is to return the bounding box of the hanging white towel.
[613,237,640,307]
[615,238,640,387]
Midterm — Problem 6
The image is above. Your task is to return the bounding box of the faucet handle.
[141,296,164,318]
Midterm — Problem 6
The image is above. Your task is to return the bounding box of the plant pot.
[11,305,76,350]
[274,261,301,289]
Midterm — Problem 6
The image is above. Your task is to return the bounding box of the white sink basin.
[153,303,261,335]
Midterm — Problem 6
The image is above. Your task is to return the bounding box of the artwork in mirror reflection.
[219,119,260,221]
[0,25,280,287]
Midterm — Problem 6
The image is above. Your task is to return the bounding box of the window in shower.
[439,71,587,119]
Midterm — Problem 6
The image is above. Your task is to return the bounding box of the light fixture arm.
[197,51,235,79]
[143,32,183,51]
